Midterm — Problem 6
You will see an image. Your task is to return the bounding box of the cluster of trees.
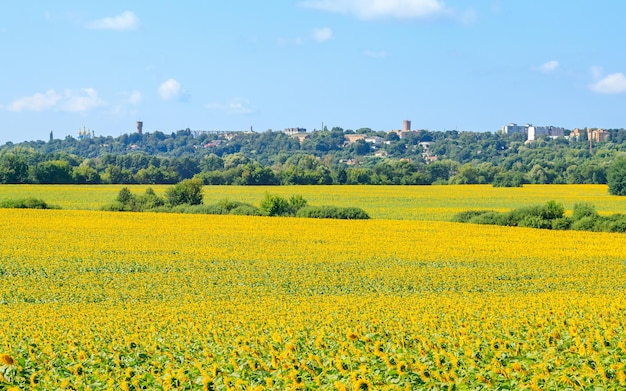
[2,127,626,189]
[104,180,369,219]
[453,200,626,232]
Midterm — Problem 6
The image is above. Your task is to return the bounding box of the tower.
[403,120,411,132]
[136,121,143,134]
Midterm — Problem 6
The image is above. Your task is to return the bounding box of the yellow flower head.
[0,354,15,366]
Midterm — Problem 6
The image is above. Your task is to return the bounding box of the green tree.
[608,157,626,195]
[0,154,29,183]
[165,178,204,206]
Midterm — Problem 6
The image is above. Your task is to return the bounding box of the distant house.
[283,127,306,136]
[589,128,610,142]
[364,136,383,145]
[571,128,610,142]
[344,134,367,144]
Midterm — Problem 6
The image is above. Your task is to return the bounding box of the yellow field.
[1,184,626,220]
[1,207,625,389]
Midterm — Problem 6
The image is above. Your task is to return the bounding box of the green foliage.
[165,178,203,206]
[572,202,598,221]
[0,197,58,209]
[452,200,626,233]
[259,193,293,216]
[450,210,494,223]
[296,205,370,219]
[492,171,524,187]
[259,193,308,216]
[607,157,626,195]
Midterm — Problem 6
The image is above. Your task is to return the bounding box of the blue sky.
[1,1,625,144]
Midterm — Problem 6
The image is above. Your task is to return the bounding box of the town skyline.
[2,1,626,144]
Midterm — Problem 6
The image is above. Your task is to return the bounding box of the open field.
[1,184,625,220]
[1,204,626,389]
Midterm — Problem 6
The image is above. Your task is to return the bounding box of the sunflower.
[0,354,15,366]
[353,378,372,391]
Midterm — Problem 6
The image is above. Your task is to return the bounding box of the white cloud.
[61,88,105,112]
[128,90,143,104]
[206,98,255,115]
[159,78,182,101]
[8,90,61,112]
[7,88,104,112]
[538,60,559,73]
[590,72,626,94]
[364,49,387,58]
[312,27,333,42]
[300,0,449,20]
[87,11,138,30]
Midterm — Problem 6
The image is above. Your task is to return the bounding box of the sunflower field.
[1,186,626,389]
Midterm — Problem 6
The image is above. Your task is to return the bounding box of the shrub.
[165,178,204,206]
[552,217,572,230]
[229,204,262,216]
[0,197,58,209]
[571,216,599,231]
[296,206,370,220]
[451,210,493,223]
[260,193,294,216]
[572,202,598,221]
[468,211,508,225]
[518,216,552,229]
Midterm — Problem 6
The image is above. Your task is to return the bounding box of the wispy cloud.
[312,27,333,42]
[159,78,182,101]
[61,88,105,112]
[206,98,255,115]
[7,88,104,112]
[8,90,61,112]
[364,50,388,58]
[86,11,138,30]
[537,60,559,73]
[590,71,626,94]
[300,0,452,20]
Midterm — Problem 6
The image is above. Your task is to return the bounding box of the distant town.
[1,119,624,186]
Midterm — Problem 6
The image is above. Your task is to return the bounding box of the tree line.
[1,127,626,186]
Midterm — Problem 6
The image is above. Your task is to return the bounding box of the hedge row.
[452,201,626,233]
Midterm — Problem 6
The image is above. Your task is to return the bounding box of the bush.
[552,217,572,230]
[229,204,262,216]
[259,193,307,216]
[571,216,599,231]
[572,202,598,221]
[468,211,508,225]
[165,178,204,206]
[451,210,493,223]
[0,197,58,209]
[518,216,552,229]
[296,205,370,219]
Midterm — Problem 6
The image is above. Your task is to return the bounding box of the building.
[500,123,529,135]
[77,127,94,140]
[390,120,417,139]
[283,127,306,136]
[136,121,143,134]
[344,134,368,144]
[527,125,565,141]
[589,128,610,142]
